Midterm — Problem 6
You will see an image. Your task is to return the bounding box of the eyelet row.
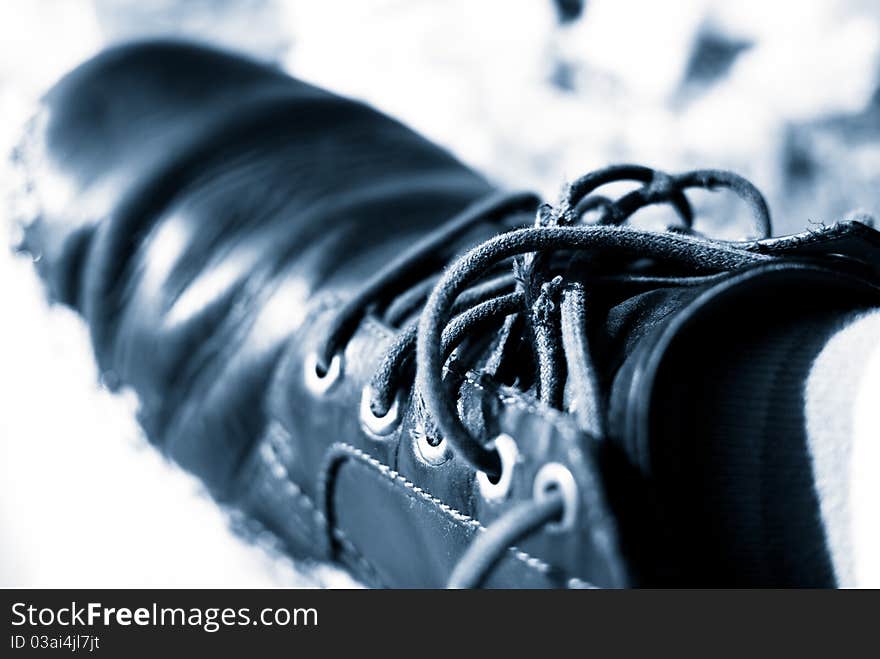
[304,351,578,527]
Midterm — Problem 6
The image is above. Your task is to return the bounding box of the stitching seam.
[260,435,386,587]
[305,315,591,585]
[322,441,596,583]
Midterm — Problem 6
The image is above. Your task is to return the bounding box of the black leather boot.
[15,40,880,587]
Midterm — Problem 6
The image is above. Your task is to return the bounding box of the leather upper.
[18,40,880,587]
[19,41,624,587]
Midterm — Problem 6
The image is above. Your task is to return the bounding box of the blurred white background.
[2,0,880,585]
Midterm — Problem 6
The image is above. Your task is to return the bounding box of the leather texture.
[18,41,622,588]
[17,40,880,587]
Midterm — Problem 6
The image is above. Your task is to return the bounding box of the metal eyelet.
[533,462,579,533]
[477,433,518,502]
[359,385,400,437]
[414,425,450,465]
[304,351,342,396]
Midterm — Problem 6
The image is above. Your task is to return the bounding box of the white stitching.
[259,433,388,586]
[322,441,593,580]
[261,438,327,528]
[331,529,385,587]
[296,309,593,586]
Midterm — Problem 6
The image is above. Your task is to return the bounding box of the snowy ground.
[2,0,880,586]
